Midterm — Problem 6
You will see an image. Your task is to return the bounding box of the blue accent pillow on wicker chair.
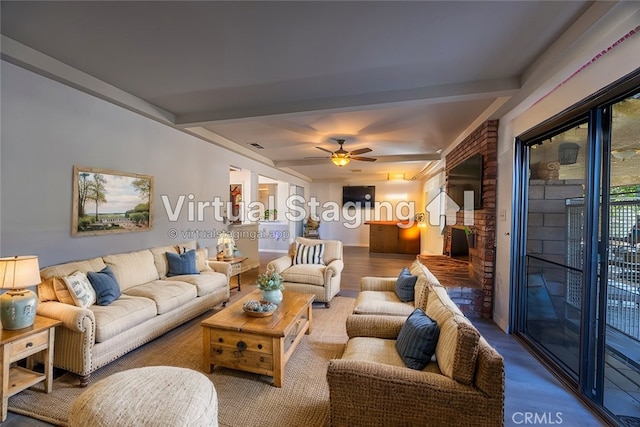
[396,308,440,370]
[395,267,418,302]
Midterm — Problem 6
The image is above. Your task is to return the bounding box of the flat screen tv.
[342,185,375,207]
[447,154,483,209]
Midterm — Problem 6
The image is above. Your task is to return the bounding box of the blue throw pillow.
[166,250,199,276]
[87,265,121,306]
[395,308,440,370]
[395,267,417,302]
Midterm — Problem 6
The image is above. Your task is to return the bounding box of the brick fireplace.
[444,120,498,318]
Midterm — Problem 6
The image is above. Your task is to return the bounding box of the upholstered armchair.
[266,237,343,307]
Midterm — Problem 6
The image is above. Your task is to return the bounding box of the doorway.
[514,86,640,424]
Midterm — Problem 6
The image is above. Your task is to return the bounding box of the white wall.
[420,169,446,255]
[0,61,309,267]
[492,10,640,331]
[309,179,423,246]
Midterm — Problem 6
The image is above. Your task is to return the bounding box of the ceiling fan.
[309,139,377,167]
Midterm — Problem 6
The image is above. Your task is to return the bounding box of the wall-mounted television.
[342,185,375,207]
[447,154,483,209]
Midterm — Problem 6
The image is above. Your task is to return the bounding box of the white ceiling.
[1,1,598,181]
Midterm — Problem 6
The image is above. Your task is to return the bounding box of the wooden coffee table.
[201,290,314,387]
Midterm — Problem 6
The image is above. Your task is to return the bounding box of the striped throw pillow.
[396,308,440,370]
[293,243,325,265]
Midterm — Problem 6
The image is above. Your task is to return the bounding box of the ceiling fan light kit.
[331,154,351,167]
[317,139,377,167]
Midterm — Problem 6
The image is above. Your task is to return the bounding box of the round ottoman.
[68,366,218,427]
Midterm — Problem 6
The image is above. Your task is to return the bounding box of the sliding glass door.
[600,93,640,420]
[515,83,640,425]
[523,124,588,377]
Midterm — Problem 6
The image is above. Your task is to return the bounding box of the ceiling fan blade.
[350,147,372,155]
[316,147,334,154]
[352,156,377,162]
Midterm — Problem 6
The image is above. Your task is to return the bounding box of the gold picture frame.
[72,166,153,236]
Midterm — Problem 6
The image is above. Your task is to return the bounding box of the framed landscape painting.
[72,166,153,236]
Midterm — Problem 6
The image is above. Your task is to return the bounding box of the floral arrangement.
[256,270,284,291]
[217,231,235,247]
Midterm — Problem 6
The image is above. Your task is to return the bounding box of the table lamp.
[217,232,235,260]
[0,256,40,330]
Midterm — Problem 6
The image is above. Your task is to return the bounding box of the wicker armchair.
[327,312,504,426]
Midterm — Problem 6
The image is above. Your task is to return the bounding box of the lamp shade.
[0,256,41,289]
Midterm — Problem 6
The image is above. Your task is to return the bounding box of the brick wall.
[444,120,498,318]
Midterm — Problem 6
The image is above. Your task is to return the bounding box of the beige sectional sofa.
[327,259,504,426]
[36,241,230,386]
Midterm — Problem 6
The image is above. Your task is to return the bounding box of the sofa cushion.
[414,276,430,310]
[353,291,415,316]
[104,250,159,291]
[166,250,199,277]
[293,242,325,265]
[60,271,97,308]
[409,259,423,276]
[410,260,441,285]
[395,267,417,302]
[411,260,443,303]
[395,308,440,370]
[343,336,406,367]
[281,263,326,286]
[87,265,121,306]
[426,286,464,325]
[166,271,227,297]
[436,314,480,385]
[150,245,179,279]
[39,257,107,302]
[342,337,440,374]
[124,281,197,314]
[90,295,157,343]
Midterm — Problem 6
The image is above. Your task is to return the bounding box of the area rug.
[8,296,354,426]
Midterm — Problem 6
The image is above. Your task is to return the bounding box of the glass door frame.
[510,69,640,423]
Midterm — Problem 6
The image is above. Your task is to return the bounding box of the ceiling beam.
[174,78,520,127]
[274,153,441,168]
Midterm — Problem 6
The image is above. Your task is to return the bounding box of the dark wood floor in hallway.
[5,246,606,426]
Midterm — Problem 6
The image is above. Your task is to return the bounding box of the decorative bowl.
[242,300,277,317]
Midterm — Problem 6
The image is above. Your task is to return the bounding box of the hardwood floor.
[5,246,605,426]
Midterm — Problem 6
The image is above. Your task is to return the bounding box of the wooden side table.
[227,256,248,291]
[0,315,61,421]
[210,256,248,291]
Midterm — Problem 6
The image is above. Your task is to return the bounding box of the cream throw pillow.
[196,248,212,272]
[60,271,96,308]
